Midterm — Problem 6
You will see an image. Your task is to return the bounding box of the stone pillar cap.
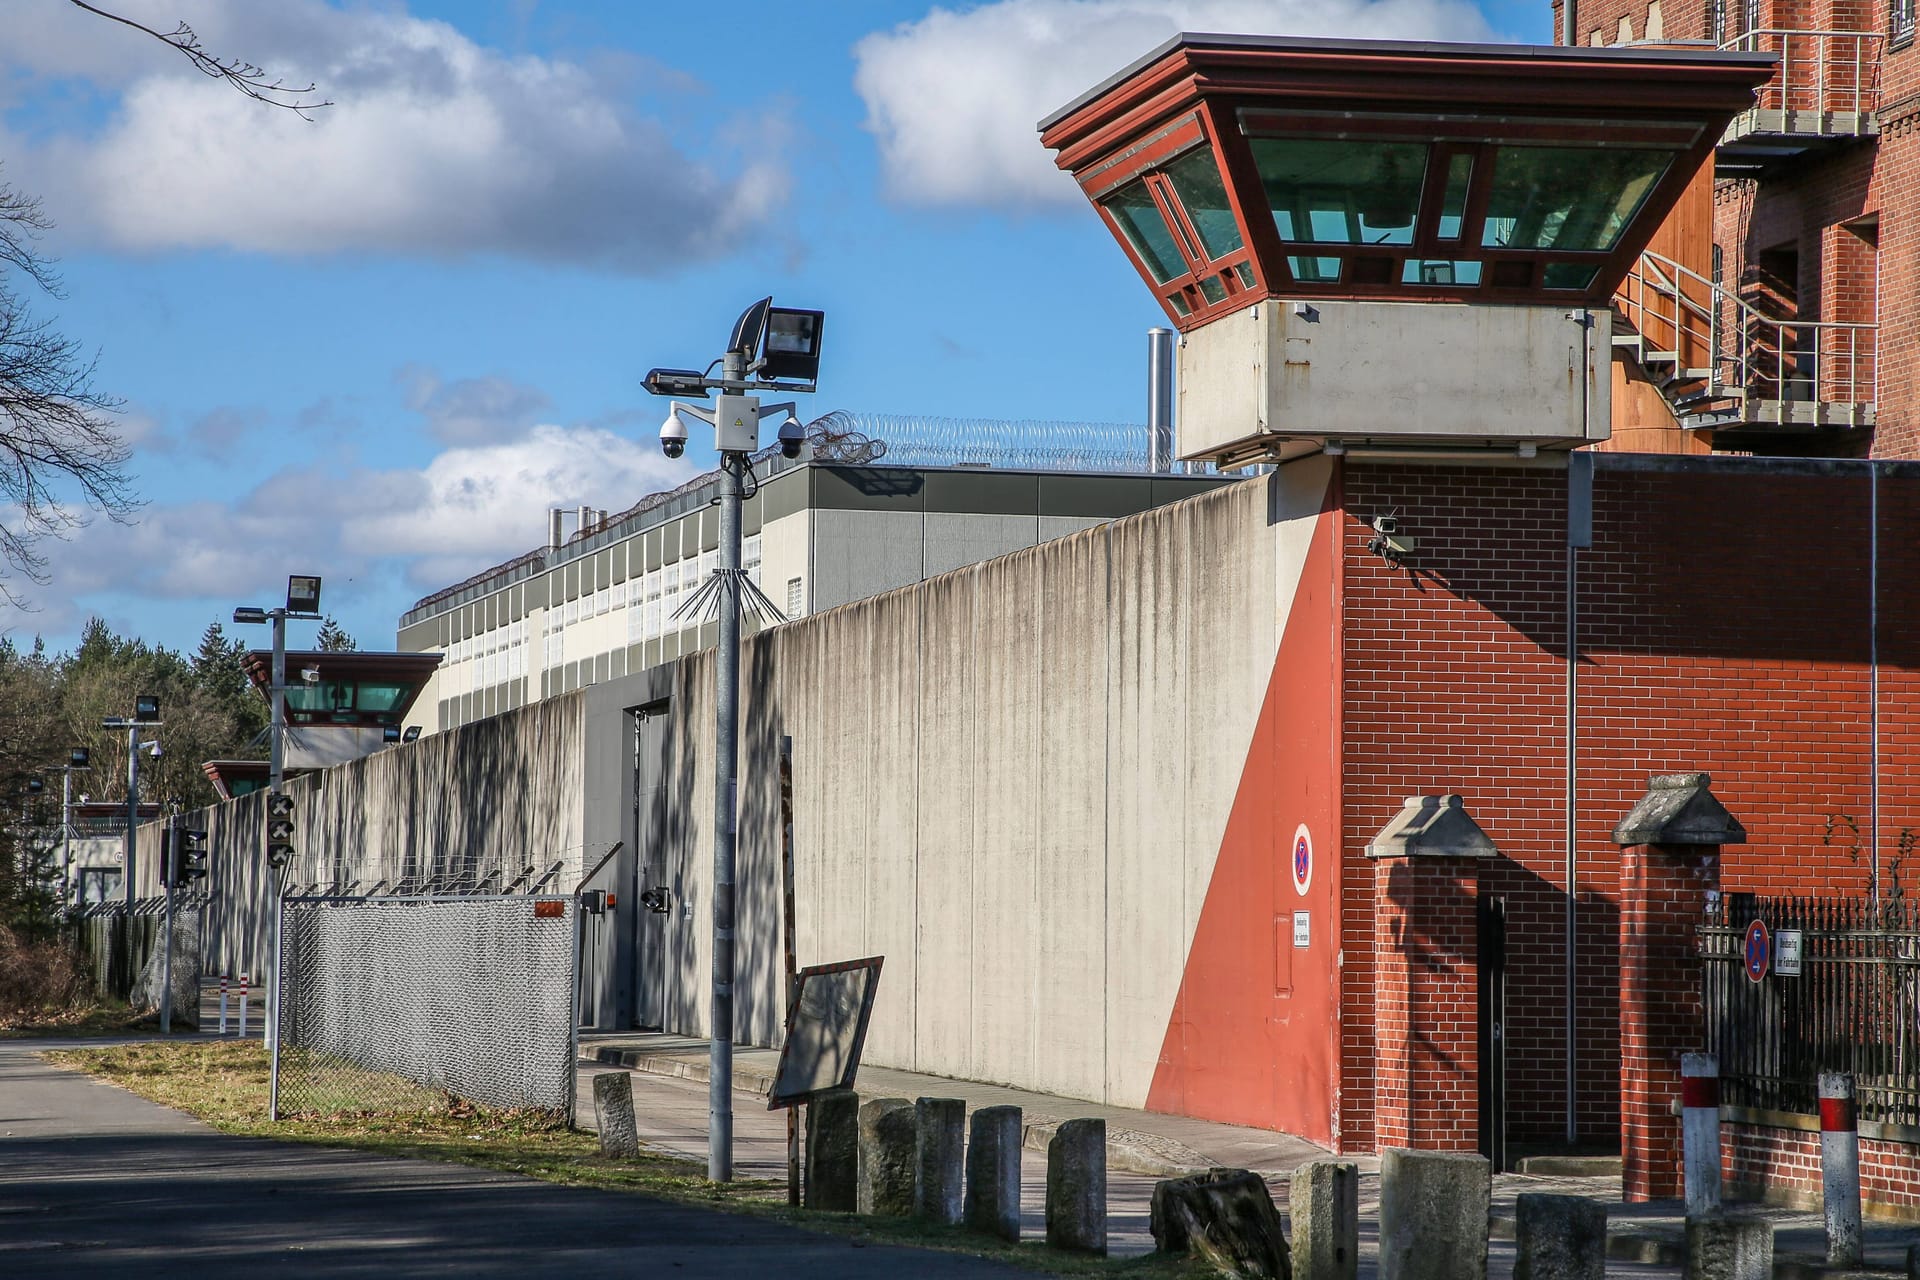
[1611,771,1747,847]
[1365,794,1499,860]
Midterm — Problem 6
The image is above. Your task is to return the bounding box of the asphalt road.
[0,1040,1023,1278]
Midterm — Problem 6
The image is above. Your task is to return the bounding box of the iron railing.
[1614,250,1877,414]
[1719,29,1883,129]
[1702,896,1920,1128]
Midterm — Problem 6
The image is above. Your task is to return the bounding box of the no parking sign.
[1743,919,1772,983]
[1291,824,1313,896]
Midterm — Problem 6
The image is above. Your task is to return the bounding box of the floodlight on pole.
[642,295,825,1183]
[102,698,160,909]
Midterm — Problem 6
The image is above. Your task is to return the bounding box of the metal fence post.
[269,895,285,1121]
[568,896,582,1129]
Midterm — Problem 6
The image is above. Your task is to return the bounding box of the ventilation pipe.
[549,508,567,550]
[1148,327,1176,473]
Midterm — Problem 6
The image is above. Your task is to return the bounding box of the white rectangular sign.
[1775,929,1803,977]
[1293,911,1311,949]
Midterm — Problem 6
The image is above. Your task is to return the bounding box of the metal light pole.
[122,723,138,908]
[644,298,823,1183]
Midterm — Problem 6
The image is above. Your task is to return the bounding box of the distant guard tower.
[1040,36,1772,466]
[240,650,442,769]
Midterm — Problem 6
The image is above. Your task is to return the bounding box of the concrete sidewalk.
[582,1032,1920,1277]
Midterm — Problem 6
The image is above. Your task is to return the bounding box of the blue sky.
[2,0,1550,656]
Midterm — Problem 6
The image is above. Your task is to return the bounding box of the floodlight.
[232,606,268,624]
[402,726,422,743]
[382,725,402,743]
[286,574,322,615]
[134,694,160,723]
[70,747,89,769]
[760,308,825,383]
[26,778,44,795]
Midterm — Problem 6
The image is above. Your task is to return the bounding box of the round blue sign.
[1743,919,1771,983]
[1291,823,1312,896]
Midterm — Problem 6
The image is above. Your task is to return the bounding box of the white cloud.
[853,0,1498,209]
[399,367,551,447]
[32,422,697,618]
[5,0,785,269]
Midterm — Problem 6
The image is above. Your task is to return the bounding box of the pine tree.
[315,616,358,652]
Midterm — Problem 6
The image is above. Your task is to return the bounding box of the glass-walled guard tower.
[1040,35,1773,466]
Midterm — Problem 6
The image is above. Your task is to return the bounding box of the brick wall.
[1372,857,1484,1151]
[1726,1123,1920,1217]
[1339,456,1920,1154]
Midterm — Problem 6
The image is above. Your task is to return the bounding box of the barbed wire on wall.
[805,409,1159,474]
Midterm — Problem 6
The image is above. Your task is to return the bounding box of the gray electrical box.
[714,393,759,453]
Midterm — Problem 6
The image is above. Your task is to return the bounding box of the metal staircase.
[1716,29,1882,173]
[1613,251,1876,435]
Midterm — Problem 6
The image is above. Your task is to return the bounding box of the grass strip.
[47,1040,1204,1278]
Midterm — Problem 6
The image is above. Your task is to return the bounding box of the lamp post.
[57,747,89,906]
[234,574,323,1070]
[102,696,161,909]
[644,297,823,1182]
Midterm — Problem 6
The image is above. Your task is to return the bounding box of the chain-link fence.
[272,895,580,1122]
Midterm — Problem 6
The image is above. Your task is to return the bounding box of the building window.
[786,576,804,618]
[1895,0,1916,44]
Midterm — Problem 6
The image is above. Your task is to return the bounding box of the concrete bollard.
[1045,1118,1106,1254]
[804,1088,859,1212]
[238,973,250,1038]
[1377,1148,1489,1280]
[1819,1072,1863,1268]
[914,1097,965,1225]
[1290,1159,1359,1280]
[857,1097,916,1217]
[591,1071,640,1158]
[1513,1193,1607,1280]
[1681,1053,1723,1217]
[1684,1212,1772,1280]
[963,1105,1022,1242]
[219,974,229,1035]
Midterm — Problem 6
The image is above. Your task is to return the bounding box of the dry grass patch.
[48,1041,1203,1277]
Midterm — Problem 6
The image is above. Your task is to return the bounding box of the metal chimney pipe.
[1148,327,1176,474]
[577,504,594,537]
[549,508,566,550]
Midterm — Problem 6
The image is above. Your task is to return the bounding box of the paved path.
[0,1039,1023,1279]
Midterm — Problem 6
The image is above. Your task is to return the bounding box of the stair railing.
[1719,29,1883,127]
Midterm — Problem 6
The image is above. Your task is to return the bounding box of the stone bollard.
[1681,1054,1723,1218]
[804,1088,859,1212]
[1046,1118,1106,1254]
[1819,1072,1863,1268]
[1291,1159,1359,1280]
[858,1097,916,1217]
[1151,1168,1290,1278]
[592,1071,640,1158]
[1684,1212,1772,1280]
[1513,1193,1606,1280]
[915,1097,966,1225]
[1377,1148,1489,1280]
[964,1105,1022,1242]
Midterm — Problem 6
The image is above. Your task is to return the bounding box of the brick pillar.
[1367,794,1498,1153]
[1612,772,1745,1203]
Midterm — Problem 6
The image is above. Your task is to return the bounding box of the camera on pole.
[266,791,296,868]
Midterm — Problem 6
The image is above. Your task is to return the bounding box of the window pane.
[1198,274,1228,304]
[1542,263,1600,290]
[1251,138,1426,246]
[1402,259,1484,286]
[1103,180,1186,283]
[1289,256,1343,283]
[1234,262,1255,289]
[1437,154,1473,241]
[1481,147,1672,251]
[1162,148,1245,260]
[1167,291,1192,317]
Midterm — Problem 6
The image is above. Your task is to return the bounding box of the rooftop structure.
[240,649,441,766]
[1041,35,1771,465]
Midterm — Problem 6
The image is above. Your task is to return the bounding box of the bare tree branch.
[67,0,334,120]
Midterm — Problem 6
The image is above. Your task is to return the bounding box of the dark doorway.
[631,701,672,1030]
[1477,894,1509,1171]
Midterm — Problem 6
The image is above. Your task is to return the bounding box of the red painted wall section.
[1146,498,1342,1146]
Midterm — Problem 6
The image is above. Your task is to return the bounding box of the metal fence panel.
[275,895,580,1119]
[1702,895,1920,1127]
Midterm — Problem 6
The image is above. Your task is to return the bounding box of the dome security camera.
[660,406,688,460]
[778,412,805,460]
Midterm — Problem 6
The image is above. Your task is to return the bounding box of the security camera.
[640,886,671,915]
[300,666,321,684]
[778,412,805,460]
[144,740,163,760]
[660,405,688,460]
[1371,514,1397,536]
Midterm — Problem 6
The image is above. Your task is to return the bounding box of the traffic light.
[266,791,296,868]
[177,829,208,883]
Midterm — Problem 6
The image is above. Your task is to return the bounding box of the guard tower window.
[1253,138,1426,247]
[1097,142,1260,322]
[1481,146,1671,252]
[1104,180,1185,283]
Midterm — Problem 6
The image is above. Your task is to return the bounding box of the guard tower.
[240,650,441,769]
[1040,36,1772,466]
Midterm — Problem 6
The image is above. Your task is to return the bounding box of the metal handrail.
[1719,29,1884,122]
[1615,250,1877,409]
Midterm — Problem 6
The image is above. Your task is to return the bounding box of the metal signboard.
[1743,919,1772,983]
[768,956,884,1109]
[1775,928,1803,977]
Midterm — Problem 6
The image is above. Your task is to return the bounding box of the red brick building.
[1557,0,1920,459]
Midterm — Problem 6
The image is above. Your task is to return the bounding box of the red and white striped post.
[237,973,250,1039]
[1681,1053,1722,1216]
[1819,1072,1862,1267]
[218,974,230,1036]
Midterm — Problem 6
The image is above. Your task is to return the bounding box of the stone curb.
[590,1047,1222,1178]
[1488,1211,1907,1278]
